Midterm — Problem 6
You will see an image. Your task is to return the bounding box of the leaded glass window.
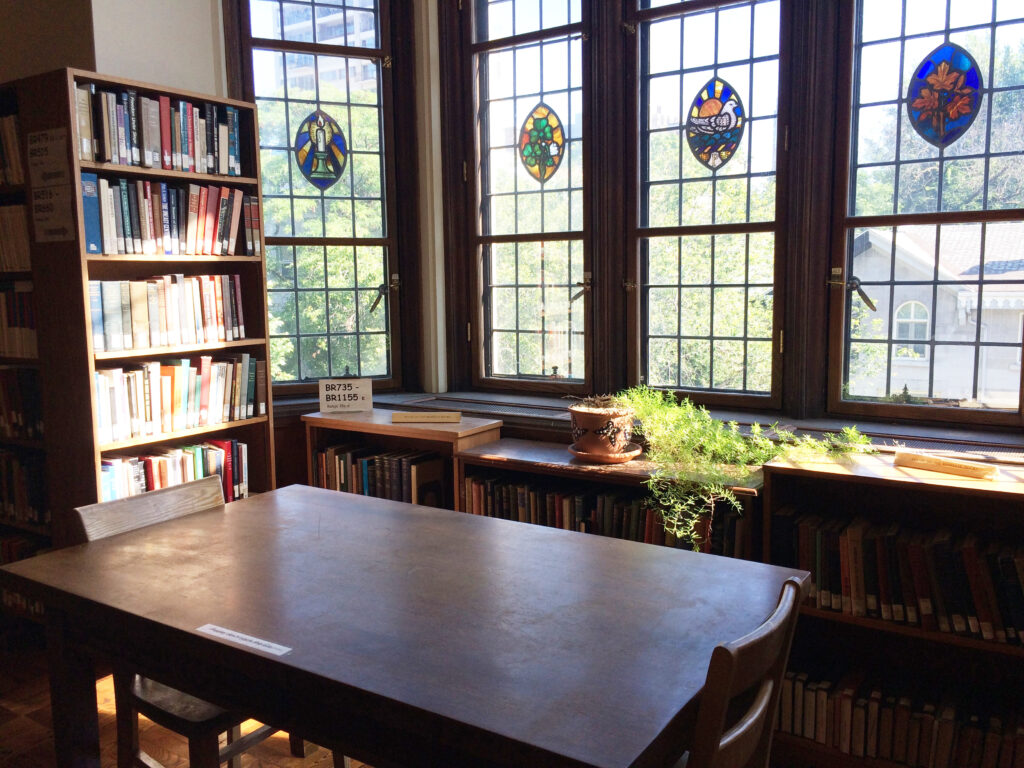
[639,0,781,396]
[475,0,586,381]
[841,0,1024,412]
[247,0,397,384]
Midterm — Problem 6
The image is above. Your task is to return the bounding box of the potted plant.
[566,394,640,463]
[614,386,872,549]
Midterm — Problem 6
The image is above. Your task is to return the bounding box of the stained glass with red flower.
[906,43,983,149]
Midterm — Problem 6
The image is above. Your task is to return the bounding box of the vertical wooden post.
[45,609,100,768]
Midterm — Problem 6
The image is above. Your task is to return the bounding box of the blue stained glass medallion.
[293,109,348,190]
[906,43,983,149]
[686,78,746,171]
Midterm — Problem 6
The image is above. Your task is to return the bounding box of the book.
[88,280,104,352]
[75,83,94,160]
[100,281,123,352]
[80,172,102,254]
[202,183,220,254]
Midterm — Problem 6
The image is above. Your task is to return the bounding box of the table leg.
[45,609,100,768]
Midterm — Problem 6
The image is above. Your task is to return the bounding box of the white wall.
[91,0,226,96]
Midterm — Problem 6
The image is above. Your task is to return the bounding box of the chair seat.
[130,675,244,736]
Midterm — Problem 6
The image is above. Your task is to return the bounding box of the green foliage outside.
[615,386,873,547]
[258,82,389,382]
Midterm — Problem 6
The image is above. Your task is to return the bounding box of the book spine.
[126,89,140,164]
[80,172,102,254]
[88,280,104,352]
[159,95,172,169]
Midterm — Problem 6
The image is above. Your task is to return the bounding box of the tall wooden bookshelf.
[762,454,1024,768]
[0,67,275,574]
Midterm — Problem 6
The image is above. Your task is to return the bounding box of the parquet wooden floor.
[0,629,367,768]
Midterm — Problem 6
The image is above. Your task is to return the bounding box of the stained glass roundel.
[293,109,348,191]
[906,43,983,149]
[518,103,565,183]
[686,78,746,171]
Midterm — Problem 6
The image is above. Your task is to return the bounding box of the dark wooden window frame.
[440,0,1024,432]
[826,0,1024,428]
[223,0,422,398]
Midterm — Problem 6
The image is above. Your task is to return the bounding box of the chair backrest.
[70,476,225,544]
[687,576,804,768]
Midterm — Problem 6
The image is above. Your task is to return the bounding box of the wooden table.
[0,485,808,768]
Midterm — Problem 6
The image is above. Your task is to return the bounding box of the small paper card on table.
[319,378,372,413]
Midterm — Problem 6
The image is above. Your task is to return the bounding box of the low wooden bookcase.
[456,437,761,553]
[302,408,502,508]
[762,453,1024,768]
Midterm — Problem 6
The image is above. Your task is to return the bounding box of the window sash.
[232,1,404,392]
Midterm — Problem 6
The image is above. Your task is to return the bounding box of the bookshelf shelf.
[0,518,49,537]
[800,605,1024,659]
[0,436,45,450]
[0,270,32,280]
[97,415,269,452]
[94,337,267,361]
[0,67,276,560]
[80,160,258,186]
[87,253,263,263]
[772,733,905,768]
[453,437,760,552]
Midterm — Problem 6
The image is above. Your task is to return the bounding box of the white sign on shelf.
[27,128,70,188]
[30,184,74,242]
[319,378,372,413]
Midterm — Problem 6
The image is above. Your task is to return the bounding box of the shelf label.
[27,128,70,188]
[319,378,372,413]
[30,184,74,242]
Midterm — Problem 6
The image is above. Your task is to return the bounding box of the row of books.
[94,354,266,445]
[0,587,43,619]
[0,367,42,440]
[772,509,1024,645]
[0,532,44,564]
[82,173,262,258]
[0,281,35,358]
[100,438,248,502]
[0,204,29,270]
[74,82,242,176]
[88,274,247,354]
[778,665,1024,768]
[461,474,750,555]
[0,112,23,186]
[312,444,447,508]
[0,450,47,527]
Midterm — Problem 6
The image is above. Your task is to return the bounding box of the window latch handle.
[827,274,876,312]
[369,283,386,313]
[571,272,592,303]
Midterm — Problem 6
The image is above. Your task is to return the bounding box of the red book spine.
[195,186,208,253]
[907,534,938,631]
[203,184,219,255]
[212,276,225,342]
[185,101,195,172]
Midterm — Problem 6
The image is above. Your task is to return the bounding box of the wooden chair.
[679,576,804,768]
[72,476,334,768]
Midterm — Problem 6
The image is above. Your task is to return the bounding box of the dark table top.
[1,484,807,767]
